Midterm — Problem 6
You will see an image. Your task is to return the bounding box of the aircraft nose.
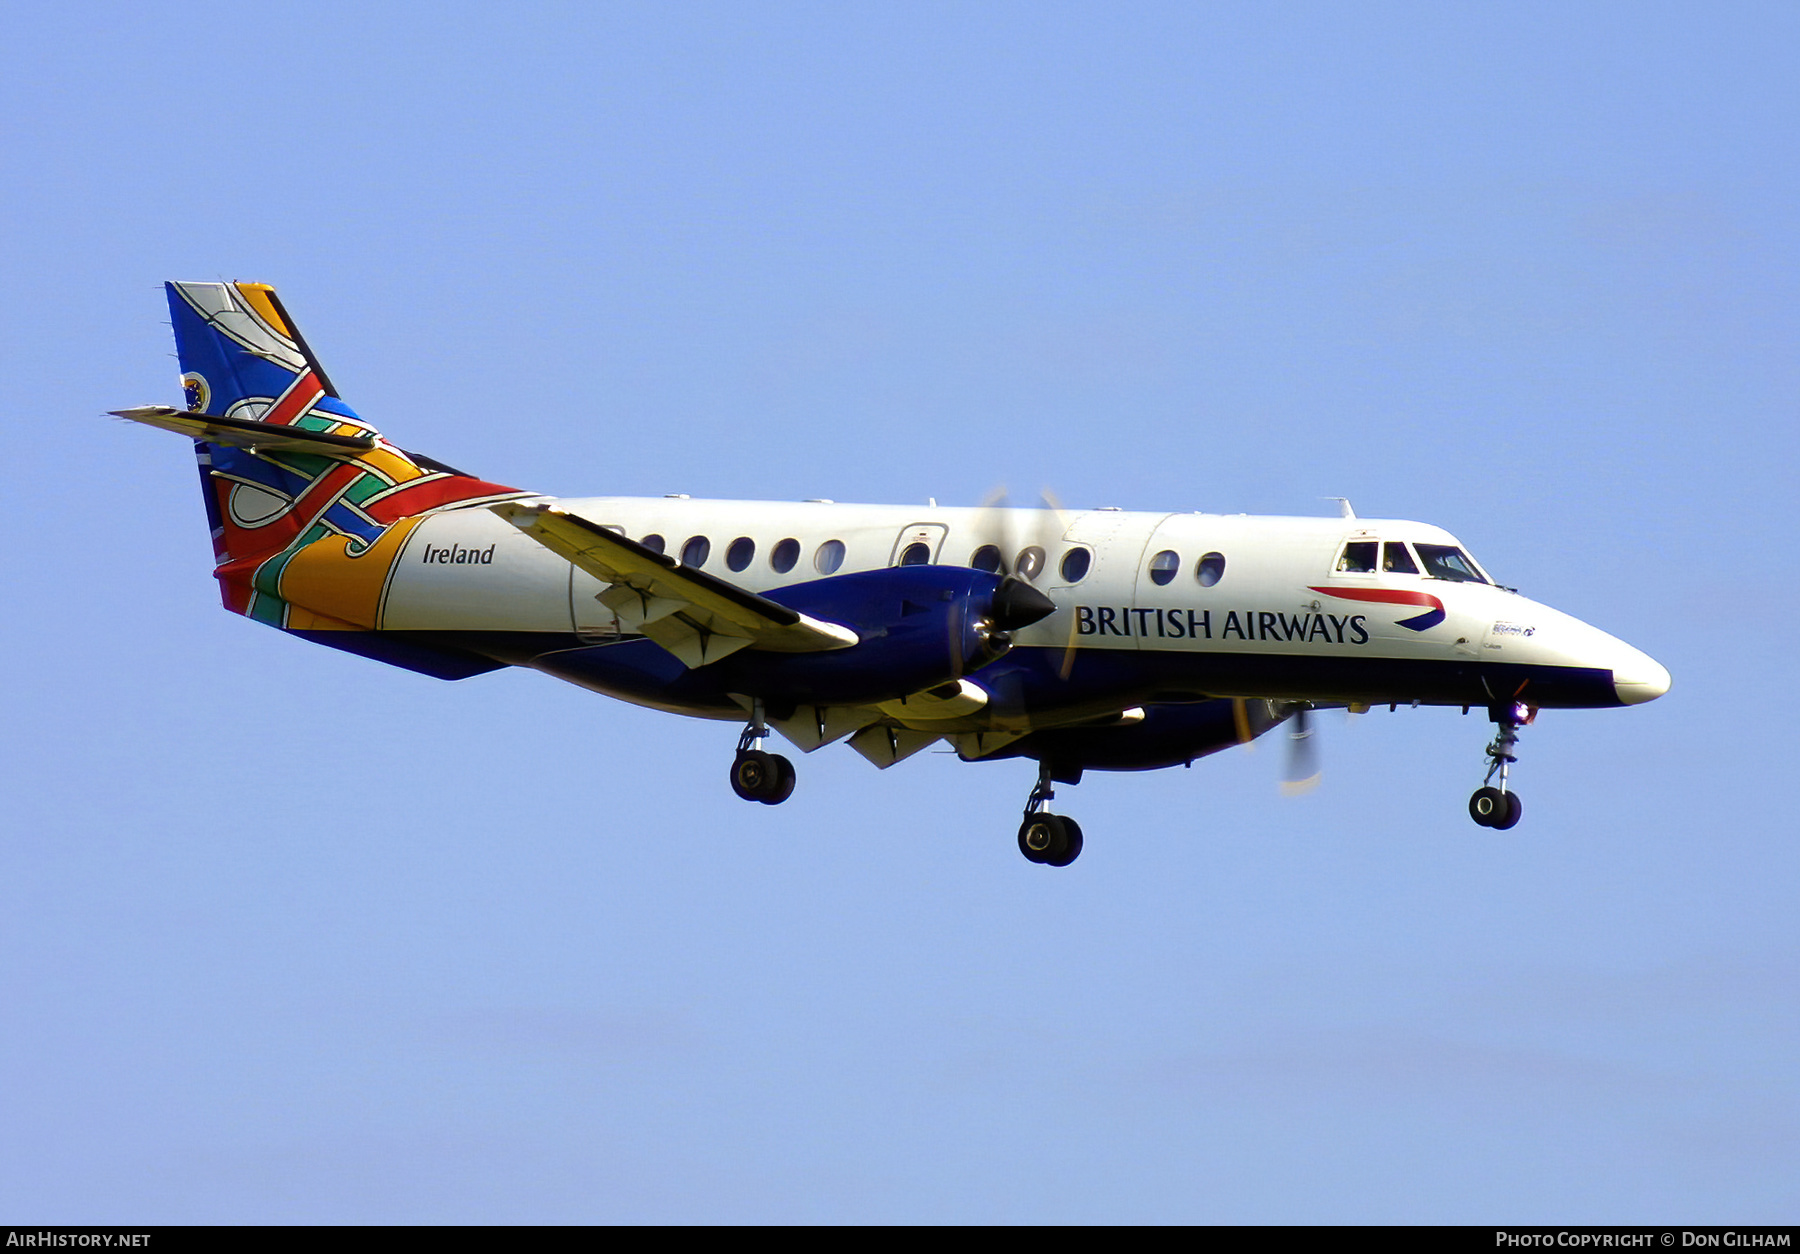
[1613,651,1671,705]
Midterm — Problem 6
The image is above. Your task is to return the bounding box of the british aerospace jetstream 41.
[116,281,1670,867]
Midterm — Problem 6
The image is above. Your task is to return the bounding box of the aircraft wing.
[492,501,859,666]
[110,406,377,455]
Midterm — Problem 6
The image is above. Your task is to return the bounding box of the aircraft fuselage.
[364,497,1667,729]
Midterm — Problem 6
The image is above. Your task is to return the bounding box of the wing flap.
[763,702,882,753]
[876,678,989,722]
[951,729,1030,760]
[847,724,943,769]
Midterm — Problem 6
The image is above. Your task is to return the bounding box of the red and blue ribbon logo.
[1308,586,1445,632]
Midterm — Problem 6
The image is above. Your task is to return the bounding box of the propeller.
[1279,703,1321,796]
[965,487,1081,678]
[939,500,1059,678]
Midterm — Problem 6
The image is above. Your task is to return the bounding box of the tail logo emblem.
[181,372,209,413]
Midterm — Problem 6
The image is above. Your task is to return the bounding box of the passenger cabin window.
[899,541,931,566]
[640,533,666,555]
[1382,542,1419,574]
[771,538,800,574]
[1015,546,1046,582]
[680,535,710,567]
[1415,543,1487,583]
[1196,552,1226,587]
[815,539,846,575]
[970,544,1005,574]
[1059,547,1091,583]
[1148,549,1179,586]
[1336,541,1377,574]
[726,536,754,572]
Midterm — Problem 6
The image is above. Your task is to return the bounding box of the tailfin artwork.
[114,281,527,672]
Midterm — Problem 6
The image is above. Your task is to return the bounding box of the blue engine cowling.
[711,566,1054,706]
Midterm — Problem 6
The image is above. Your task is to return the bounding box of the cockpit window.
[1382,542,1418,574]
[1336,541,1377,573]
[1415,543,1487,583]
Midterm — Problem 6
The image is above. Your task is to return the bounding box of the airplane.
[114,281,1671,868]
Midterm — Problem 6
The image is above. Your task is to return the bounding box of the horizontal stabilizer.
[110,406,376,455]
[493,502,859,666]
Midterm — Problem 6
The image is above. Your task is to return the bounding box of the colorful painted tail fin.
[123,281,525,641]
[167,280,350,429]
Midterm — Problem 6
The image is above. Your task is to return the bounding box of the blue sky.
[2,0,1795,1222]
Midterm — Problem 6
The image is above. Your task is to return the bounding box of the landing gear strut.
[731,702,795,805]
[1017,762,1082,867]
[1469,702,1530,830]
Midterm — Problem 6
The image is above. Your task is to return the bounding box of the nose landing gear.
[731,703,795,805]
[1017,762,1083,866]
[1469,702,1531,829]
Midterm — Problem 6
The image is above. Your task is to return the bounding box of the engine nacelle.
[711,566,1053,706]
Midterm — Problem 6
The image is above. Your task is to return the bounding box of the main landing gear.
[1017,762,1083,867]
[731,704,795,805]
[1468,702,1532,830]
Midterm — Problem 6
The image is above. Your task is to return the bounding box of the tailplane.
[116,281,527,639]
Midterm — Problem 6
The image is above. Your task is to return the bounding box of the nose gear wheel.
[1468,703,1528,829]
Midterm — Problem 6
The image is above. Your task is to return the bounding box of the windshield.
[1414,543,1487,583]
[1382,541,1418,574]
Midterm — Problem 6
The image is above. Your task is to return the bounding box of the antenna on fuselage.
[1325,497,1356,519]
